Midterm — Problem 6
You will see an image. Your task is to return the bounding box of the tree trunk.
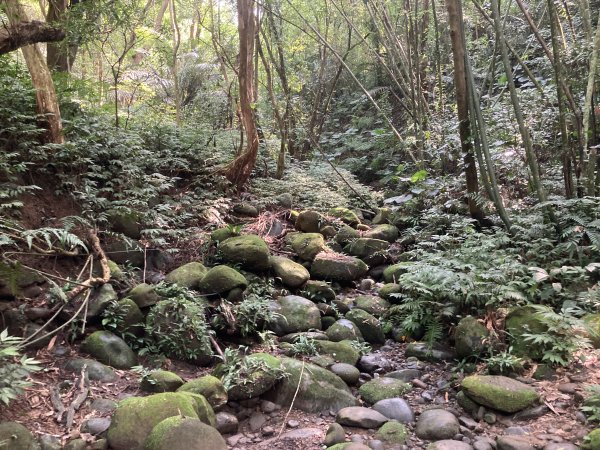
[46,0,77,71]
[583,11,600,195]
[0,20,65,55]
[445,0,485,221]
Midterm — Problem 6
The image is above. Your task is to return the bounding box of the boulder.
[295,210,325,233]
[383,263,411,283]
[372,398,414,423]
[81,331,137,369]
[354,295,390,317]
[345,309,385,344]
[324,423,346,446]
[364,224,399,243]
[270,256,310,288]
[461,375,539,413]
[344,238,390,260]
[141,370,184,393]
[107,392,215,450]
[218,353,283,401]
[310,253,368,283]
[326,319,364,342]
[269,295,321,336]
[336,407,388,429]
[505,306,550,359]
[302,280,336,301]
[583,429,600,450]
[359,378,412,404]
[406,342,455,362]
[328,207,361,226]
[219,235,270,271]
[454,316,489,358]
[496,436,537,450]
[329,363,360,386]
[335,225,361,245]
[197,265,248,295]
[165,262,208,289]
[372,208,391,225]
[232,202,259,217]
[214,411,238,434]
[378,283,402,301]
[128,283,161,308]
[315,340,361,365]
[65,358,118,382]
[177,375,227,410]
[0,422,34,450]
[88,284,117,318]
[108,211,141,239]
[104,240,145,267]
[415,409,460,440]
[264,357,358,413]
[210,227,239,243]
[287,233,327,261]
[375,421,408,444]
[145,416,226,450]
[108,298,144,336]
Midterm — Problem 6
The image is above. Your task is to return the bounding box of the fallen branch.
[0,20,65,55]
[66,229,111,301]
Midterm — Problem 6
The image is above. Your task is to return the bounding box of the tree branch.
[0,20,65,55]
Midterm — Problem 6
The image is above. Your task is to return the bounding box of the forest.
[1,0,600,448]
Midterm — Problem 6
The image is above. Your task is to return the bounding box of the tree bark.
[46,0,77,71]
[0,20,65,55]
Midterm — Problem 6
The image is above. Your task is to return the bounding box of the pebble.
[261,400,278,413]
[368,440,385,450]
[287,419,300,428]
[557,383,578,394]
[215,411,239,434]
[458,416,479,430]
[505,426,531,436]
[483,413,496,424]
[262,426,275,436]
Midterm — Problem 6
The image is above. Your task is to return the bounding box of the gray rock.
[64,439,86,450]
[336,407,389,429]
[543,444,578,450]
[270,256,310,288]
[505,427,531,436]
[372,398,414,423]
[128,283,161,308]
[65,358,118,382]
[215,412,239,434]
[88,284,118,318]
[454,316,489,358]
[385,369,422,382]
[326,319,364,342]
[359,377,412,404]
[90,398,118,413]
[415,409,460,440]
[249,412,268,431]
[458,416,479,430]
[81,418,111,435]
[513,405,549,421]
[428,440,474,450]
[358,354,393,373]
[330,363,361,386]
[269,295,322,336]
[310,253,368,283]
[346,309,385,344]
[497,436,536,450]
[473,437,495,450]
[406,342,455,362]
[325,423,346,446]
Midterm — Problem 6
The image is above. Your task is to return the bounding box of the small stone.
[261,400,278,413]
[359,354,393,373]
[324,423,346,446]
[427,440,474,450]
[505,426,531,436]
[215,412,238,434]
[473,437,495,450]
[412,379,427,389]
[330,363,361,386]
[483,413,496,424]
[81,418,111,435]
[39,434,62,450]
[415,409,460,440]
[249,412,268,431]
[262,426,275,436]
[513,405,549,421]
[337,406,389,429]
[287,419,300,428]
[372,398,414,423]
[458,416,479,430]
[557,383,578,394]
[368,439,385,450]
[497,436,536,450]
[90,398,118,413]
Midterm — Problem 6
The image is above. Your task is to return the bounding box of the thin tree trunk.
[584,11,600,195]
[46,0,77,71]
[169,0,182,126]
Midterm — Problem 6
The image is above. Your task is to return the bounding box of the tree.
[0,20,64,55]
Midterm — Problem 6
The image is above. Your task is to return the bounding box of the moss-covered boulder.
[344,238,389,260]
[165,262,208,289]
[65,358,118,383]
[372,208,392,225]
[302,280,336,301]
[264,357,358,413]
[287,232,327,261]
[378,283,402,301]
[358,378,412,404]
[219,235,270,271]
[505,305,549,359]
[405,342,455,362]
[354,295,390,317]
[583,429,600,450]
[310,253,368,283]
[109,211,142,239]
[0,422,34,450]
[583,314,600,348]
[210,227,239,243]
[217,353,283,401]
[145,416,226,450]
[141,370,184,393]
[328,207,361,226]
[454,316,489,358]
[461,375,539,413]
[326,319,364,342]
[270,256,310,288]
[346,309,385,344]
[88,284,118,318]
[295,210,325,233]
[105,260,124,281]
[81,331,138,369]
[110,298,144,336]
[383,263,411,283]
[364,224,399,243]
[375,421,408,444]
[197,265,248,295]
[335,225,361,245]
[315,340,360,365]
[106,392,215,450]
[269,295,321,336]
[177,375,227,410]
[128,283,161,308]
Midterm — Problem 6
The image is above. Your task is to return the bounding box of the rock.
[197,265,248,295]
[141,370,184,393]
[335,225,361,245]
[287,232,327,262]
[64,439,87,450]
[0,422,34,450]
[372,208,391,225]
[461,375,539,413]
[104,240,145,267]
[375,421,408,444]
[330,363,361,385]
[473,438,495,450]
[264,357,358,413]
[107,392,215,450]
[310,253,368,283]
[428,440,474,450]
[65,358,118,382]
[315,340,361,365]
[513,405,549,421]
[358,354,393,373]
[329,207,361,226]
[456,391,479,414]
[39,434,62,450]
[372,399,414,423]
[496,436,536,450]
[353,295,390,317]
[211,227,239,243]
[336,407,388,429]
[364,225,399,243]
[584,429,600,450]
[385,369,421,382]
[233,202,259,217]
[270,256,310,288]
[144,416,226,450]
[406,342,455,362]
[583,314,600,348]
[88,284,118,318]
[218,353,283,401]
[378,283,402,301]
[505,306,550,359]
[415,409,460,440]
[177,375,227,410]
[249,411,268,431]
[165,262,208,289]
[275,193,293,208]
[532,364,556,380]
[325,423,346,446]
[109,211,141,239]
[383,263,411,283]
[543,444,578,450]
[269,295,322,335]
[296,210,325,233]
[81,417,111,435]
[215,411,238,434]
[302,280,336,301]
[219,235,271,271]
[359,378,412,404]
[109,298,145,336]
[81,331,137,369]
[280,331,329,343]
[344,238,390,265]
[128,283,161,308]
[90,398,117,413]
[455,316,489,358]
[346,309,385,344]
[326,319,364,342]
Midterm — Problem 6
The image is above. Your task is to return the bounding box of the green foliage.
[348,340,372,356]
[581,385,600,423]
[0,330,41,405]
[217,347,287,392]
[288,336,319,356]
[485,348,524,375]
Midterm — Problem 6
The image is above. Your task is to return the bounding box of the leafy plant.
[581,385,600,423]
[348,340,372,356]
[217,347,287,392]
[288,336,318,356]
[485,347,524,375]
[0,329,41,405]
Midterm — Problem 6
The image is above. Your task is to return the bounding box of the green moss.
[107,260,125,281]
[144,416,226,450]
[197,265,248,295]
[583,429,600,450]
[81,331,138,369]
[0,422,34,450]
[383,263,411,283]
[328,207,360,226]
[141,370,184,393]
[177,375,227,410]
[315,340,360,365]
[287,232,326,261]
[219,234,271,271]
[505,306,549,359]
[211,227,239,243]
[375,421,408,444]
[165,262,208,289]
[358,378,412,404]
[378,283,402,301]
[461,375,539,413]
[354,295,390,317]
[454,316,489,358]
[583,314,600,348]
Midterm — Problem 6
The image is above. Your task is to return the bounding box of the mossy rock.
[145,416,226,450]
[383,263,411,283]
[210,227,239,243]
[505,305,549,359]
[233,202,259,217]
[375,421,408,444]
[216,353,283,401]
[354,295,390,317]
[456,390,479,414]
[344,238,389,260]
[286,232,327,261]
[110,298,144,336]
[364,224,399,243]
[106,392,214,450]
[328,207,361,226]
[582,429,600,450]
[264,357,358,413]
[454,316,489,358]
[358,378,412,404]
[107,260,125,281]
[108,211,142,239]
[81,331,138,369]
[65,358,118,383]
[0,421,34,450]
[326,319,364,342]
[405,342,455,362]
[165,262,208,289]
[310,253,368,283]
[219,235,271,271]
[270,256,310,288]
[269,295,321,336]
[295,210,325,233]
[378,283,402,301]
[197,265,248,295]
[461,375,539,413]
[372,208,392,225]
[345,309,385,344]
[335,225,361,246]
[583,314,600,348]
[177,375,227,410]
[104,240,145,267]
[315,340,360,365]
[141,370,184,393]
[128,283,162,308]
[88,283,118,318]
[302,280,336,301]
